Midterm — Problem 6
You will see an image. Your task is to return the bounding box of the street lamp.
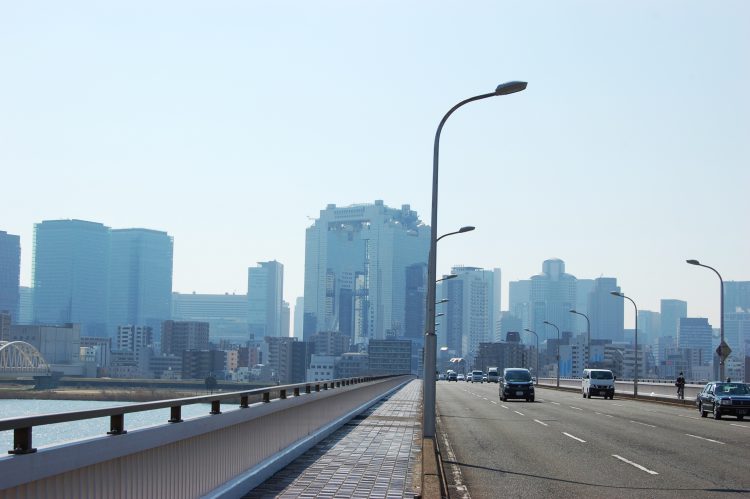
[436,274,458,283]
[523,328,539,385]
[611,291,639,397]
[686,259,726,381]
[436,226,475,242]
[543,321,560,388]
[423,81,527,438]
[570,310,591,368]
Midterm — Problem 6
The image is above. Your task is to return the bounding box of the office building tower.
[9,323,81,365]
[638,310,661,347]
[172,292,249,342]
[281,301,290,337]
[441,266,501,359]
[302,201,430,344]
[0,231,21,323]
[725,281,750,313]
[108,229,173,338]
[247,261,284,340]
[573,278,594,333]
[368,339,411,375]
[587,277,624,342]
[32,220,110,337]
[0,311,10,341]
[678,317,713,365]
[404,263,427,340]
[529,259,577,344]
[508,280,532,329]
[18,286,32,324]
[660,299,687,339]
[293,297,304,339]
[498,312,523,344]
[725,313,750,359]
[161,320,209,356]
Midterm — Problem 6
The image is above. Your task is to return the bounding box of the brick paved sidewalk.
[243,379,422,499]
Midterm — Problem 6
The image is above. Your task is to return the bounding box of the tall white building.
[302,201,430,345]
[247,261,284,340]
[440,266,501,360]
[530,259,577,344]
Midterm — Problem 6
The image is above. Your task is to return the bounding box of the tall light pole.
[543,321,560,388]
[423,81,527,438]
[523,328,539,385]
[437,226,475,242]
[686,259,726,381]
[570,310,591,369]
[611,291,638,397]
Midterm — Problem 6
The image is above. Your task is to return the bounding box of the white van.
[487,367,500,383]
[582,369,615,399]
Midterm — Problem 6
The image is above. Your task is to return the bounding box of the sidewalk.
[243,379,422,498]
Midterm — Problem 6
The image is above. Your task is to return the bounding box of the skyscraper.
[247,261,284,340]
[587,277,624,342]
[32,220,110,336]
[678,317,713,365]
[293,296,304,339]
[660,299,688,339]
[302,201,430,345]
[0,230,21,322]
[108,228,173,337]
[530,259,577,344]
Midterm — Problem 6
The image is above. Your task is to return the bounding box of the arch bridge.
[0,341,51,378]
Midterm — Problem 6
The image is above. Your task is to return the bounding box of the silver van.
[582,369,615,399]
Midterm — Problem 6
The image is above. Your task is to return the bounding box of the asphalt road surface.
[437,381,750,498]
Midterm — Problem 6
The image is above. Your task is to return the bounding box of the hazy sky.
[2,1,748,329]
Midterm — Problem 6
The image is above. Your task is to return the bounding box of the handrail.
[0,374,402,454]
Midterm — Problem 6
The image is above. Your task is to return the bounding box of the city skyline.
[3,2,748,329]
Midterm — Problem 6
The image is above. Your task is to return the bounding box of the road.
[437,381,750,498]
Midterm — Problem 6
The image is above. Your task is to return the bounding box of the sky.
[2,1,749,330]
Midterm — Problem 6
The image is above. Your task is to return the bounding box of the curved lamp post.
[523,328,539,385]
[543,321,561,388]
[611,291,638,397]
[423,81,527,438]
[570,309,591,369]
[686,259,725,381]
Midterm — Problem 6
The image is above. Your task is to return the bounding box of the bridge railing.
[537,377,704,401]
[0,374,413,498]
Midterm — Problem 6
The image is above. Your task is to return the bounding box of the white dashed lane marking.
[514,411,525,416]
[685,434,725,445]
[730,423,749,429]
[534,419,548,427]
[490,400,498,405]
[501,405,509,409]
[629,420,657,428]
[569,406,583,411]
[612,455,659,475]
[562,432,586,443]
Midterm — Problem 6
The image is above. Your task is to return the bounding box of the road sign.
[716,341,732,360]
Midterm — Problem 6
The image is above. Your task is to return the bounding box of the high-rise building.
[404,263,426,340]
[441,266,501,360]
[529,259,577,344]
[587,277,623,342]
[281,301,290,337]
[293,297,304,339]
[247,261,284,340]
[0,230,21,323]
[678,317,713,366]
[18,286,32,324]
[638,310,661,347]
[302,201,430,345]
[172,292,248,342]
[660,299,688,339]
[108,229,173,338]
[32,220,110,337]
[725,281,750,313]
[161,320,209,356]
[573,278,594,333]
[508,280,532,329]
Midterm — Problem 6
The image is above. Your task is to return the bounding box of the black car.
[447,372,458,382]
[696,382,750,420]
[499,368,534,402]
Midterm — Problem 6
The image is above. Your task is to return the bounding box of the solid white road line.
[612,455,659,475]
[629,420,657,428]
[534,419,548,427]
[562,432,586,443]
[569,406,583,411]
[685,434,725,445]
[730,423,749,429]
[514,410,525,416]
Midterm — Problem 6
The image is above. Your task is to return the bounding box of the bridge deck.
[243,379,422,498]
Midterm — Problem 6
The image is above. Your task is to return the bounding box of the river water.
[0,399,229,451]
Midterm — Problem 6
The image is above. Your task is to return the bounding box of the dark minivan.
[499,368,535,402]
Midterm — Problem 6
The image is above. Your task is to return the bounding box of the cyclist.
[675,372,686,400]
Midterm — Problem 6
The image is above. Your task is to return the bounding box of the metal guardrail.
[0,375,396,455]
[537,377,704,401]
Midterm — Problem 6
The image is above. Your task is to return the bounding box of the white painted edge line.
[534,419,548,427]
[612,454,658,475]
[550,402,561,405]
[730,423,750,429]
[685,433,725,445]
[562,432,586,443]
[569,406,583,411]
[501,405,509,409]
[629,420,656,428]
[490,400,498,404]
[514,411,525,416]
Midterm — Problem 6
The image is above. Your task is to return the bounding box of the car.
[456,374,465,381]
[697,382,750,420]
[581,369,615,399]
[470,370,484,383]
[438,373,446,380]
[499,368,535,402]
[482,375,488,382]
[447,372,458,382]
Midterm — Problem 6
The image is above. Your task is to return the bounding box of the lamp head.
[610,291,623,297]
[495,81,528,95]
[458,226,476,233]
[569,309,577,314]
[543,321,551,325]
[686,259,700,265]
[444,274,458,280]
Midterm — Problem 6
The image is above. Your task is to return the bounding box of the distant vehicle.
[697,382,750,420]
[471,370,484,383]
[487,367,500,383]
[482,374,488,382]
[457,374,465,381]
[438,373,446,380]
[582,369,616,399]
[499,368,534,402]
[447,372,458,382]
